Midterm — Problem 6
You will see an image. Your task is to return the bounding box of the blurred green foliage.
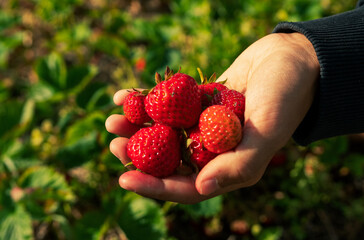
[0,0,363,239]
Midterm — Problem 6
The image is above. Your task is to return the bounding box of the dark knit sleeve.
[272,2,364,146]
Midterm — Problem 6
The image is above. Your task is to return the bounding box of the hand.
[105,32,319,204]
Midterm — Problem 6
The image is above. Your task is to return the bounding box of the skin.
[105,32,320,204]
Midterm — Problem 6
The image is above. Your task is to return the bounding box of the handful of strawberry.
[123,67,246,178]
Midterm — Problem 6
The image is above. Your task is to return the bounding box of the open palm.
[105,32,319,204]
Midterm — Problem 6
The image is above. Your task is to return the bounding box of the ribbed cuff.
[273,5,364,145]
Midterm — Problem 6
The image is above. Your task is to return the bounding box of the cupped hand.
[105,32,320,204]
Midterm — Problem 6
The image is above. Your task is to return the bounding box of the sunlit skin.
[105,32,320,204]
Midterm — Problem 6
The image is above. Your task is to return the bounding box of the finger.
[113,88,145,106]
[105,114,141,137]
[119,171,211,204]
[195,124,273,196]
[109,137,130,165]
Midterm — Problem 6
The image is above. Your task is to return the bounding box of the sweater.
[273,0,364,146]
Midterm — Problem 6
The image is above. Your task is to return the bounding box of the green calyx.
[155,66,180,84]
[127,88,150,96]
[180,129,199,174]
[197,67,217,85]
[197,67,228,86]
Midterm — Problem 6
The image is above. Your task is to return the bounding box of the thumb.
[195,54,270,196]
[195,122,275,196]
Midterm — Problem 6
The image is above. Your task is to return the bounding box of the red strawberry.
[135,58,146,72]
[199,83,228,107]
[145,69,201,129]
[211,89,245,122]
[196,67,228,107]
[127,124,181,178]
[123,91,152,125]
[199,105,242,154]
[187,126,218,169]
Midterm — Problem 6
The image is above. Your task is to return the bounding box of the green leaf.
[56,131,99,168]
[18,166,75,202]
[34,0,77,23]
[9,157,41,172]
[344,154,364,177]
[66,65,98,92]
[55,112,105,168]
[179,195,223,219]
[257,227,283,240]
[1,32,23,49]
[0,10,21,31]
[27,82,55,102]
[57,110,75,133]
[0,138,41,172]
[93,34,129,58]
[20,99,35,127]
[51,214,73,240]
[85,87,111,111]
[35,53,67,90]
[64,112,105,145]
[0,140,40,176]
[0,205,33,240]
[118,194,167,240]
[0,81,10,102]
[76,82,112,111]
[76,82,105,109]
[74,211,108,240]
[0,32,23,69]
[0,99,33,143]
[314,136,348,165]
[19,166,67,190]
[55,22,92,45]
[0,100,23,138]
[0,42,9,69]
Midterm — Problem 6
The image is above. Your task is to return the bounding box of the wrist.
[276,32,320,76]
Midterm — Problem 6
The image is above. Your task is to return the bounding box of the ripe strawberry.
[211,89,245,122]
[199,105,242,154]
[145,69,201,129]
[123,91,151,125]
[187,126,218,169]
[199,83,228,107]
[127,124,181,178]
[196,67,228,107]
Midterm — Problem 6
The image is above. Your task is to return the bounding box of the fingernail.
[200,178,219,195]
